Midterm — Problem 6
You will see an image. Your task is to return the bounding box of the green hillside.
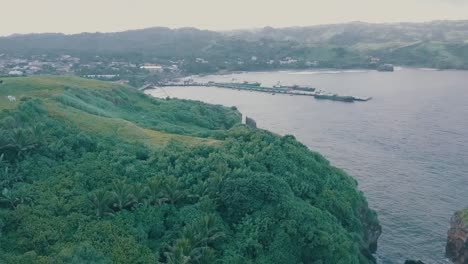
[0,76,380,263]
[2,21,468,72]
[458,209,468,225]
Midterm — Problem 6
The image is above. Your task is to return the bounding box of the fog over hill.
[227,20,468,46]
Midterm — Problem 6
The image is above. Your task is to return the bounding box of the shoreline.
[185,66,468,79]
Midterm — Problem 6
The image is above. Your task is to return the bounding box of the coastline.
[185,66,468,79]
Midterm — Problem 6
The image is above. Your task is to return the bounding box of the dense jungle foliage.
[0,76,380,263]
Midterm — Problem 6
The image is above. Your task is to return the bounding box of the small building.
[195,58,208,64]
[280,57,298,65]
[369,57,381,64]
[84,74,119,79]
[115,80,129,85]
[140,64,164,72]
[305,60,319,67]
[8,70,23,76]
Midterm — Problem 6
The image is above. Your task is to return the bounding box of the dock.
[151,82,372,102]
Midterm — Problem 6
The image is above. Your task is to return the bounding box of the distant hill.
[0,27,221,57]
[227,21,468,47]
[1,21,468,70]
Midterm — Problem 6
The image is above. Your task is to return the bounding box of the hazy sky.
[1,0,468,36]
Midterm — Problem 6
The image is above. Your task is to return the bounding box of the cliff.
[446,209,468,264]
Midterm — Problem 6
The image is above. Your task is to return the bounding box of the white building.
[195,58,208,64]
[84,74,118,79]
[140,64,164,72]
[280,57,298,65]
[8,70,23,76]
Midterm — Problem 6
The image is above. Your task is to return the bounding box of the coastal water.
[146,68,468,264]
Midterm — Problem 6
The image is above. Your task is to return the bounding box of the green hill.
[2,21,468,71]
[0,76,380,263]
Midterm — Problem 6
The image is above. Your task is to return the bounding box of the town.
[0,52,393,88]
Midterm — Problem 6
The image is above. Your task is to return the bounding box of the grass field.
[0,76,126,110]
[1,75,234,147]
[45,101,218,147]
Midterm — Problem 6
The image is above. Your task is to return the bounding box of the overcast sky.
[1,0,468,36]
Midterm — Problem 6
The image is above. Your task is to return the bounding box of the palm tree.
[163,213,224,264]
[0,188,21,209]
[184,214,224,249]
[145,177,167,206]
[162,176,186,205]
[131,183,147,205]
[110,179,135,211]
[198,214,225,246]
[0,157,21,189]
[9,128,38,158]
[195,247,217,264]
[89,190,112,218]
[165,238,192,264]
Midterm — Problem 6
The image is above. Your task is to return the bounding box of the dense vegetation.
[1,21,468,73]
[458,209,468,225]
[0,76,380,263]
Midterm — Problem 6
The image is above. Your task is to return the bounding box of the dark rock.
[446,209,468,264]
[377,64,394,72]
[245,116,257,129]
[358,204,382,263]
[404,260,425,264]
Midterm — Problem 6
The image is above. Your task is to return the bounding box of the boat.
[314,92,372,102]
[243,81,261,86]
[273,81,315,91]
[314,93,355,102]
[377,64,394,72]
[353,96,373,102]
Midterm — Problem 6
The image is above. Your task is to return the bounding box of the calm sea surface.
[146,68,468,264]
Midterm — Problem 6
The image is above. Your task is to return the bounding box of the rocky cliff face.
[446,209,468,264]
[358,204,382,262]
[245,116,257,129]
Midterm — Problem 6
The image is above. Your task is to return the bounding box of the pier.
[149,82,372,102]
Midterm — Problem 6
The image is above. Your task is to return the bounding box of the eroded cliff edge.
[446,209,468,264]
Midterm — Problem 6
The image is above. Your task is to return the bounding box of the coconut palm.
[110,179,135,211]
[162,176,186,205]
[165,238,192,264]
[131,183,147,205]
[89,190,112,218]
[185,214,224,248]
[145,177,167,206]
[0,188,21,209]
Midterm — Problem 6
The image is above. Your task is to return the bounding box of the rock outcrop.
[446,209,468,264]
[358,205,382,262]
[245,116,257,128]
[404,260,425,264]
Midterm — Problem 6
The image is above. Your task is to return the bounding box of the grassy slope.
[458,209,468,225]
[0,76,234,147]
